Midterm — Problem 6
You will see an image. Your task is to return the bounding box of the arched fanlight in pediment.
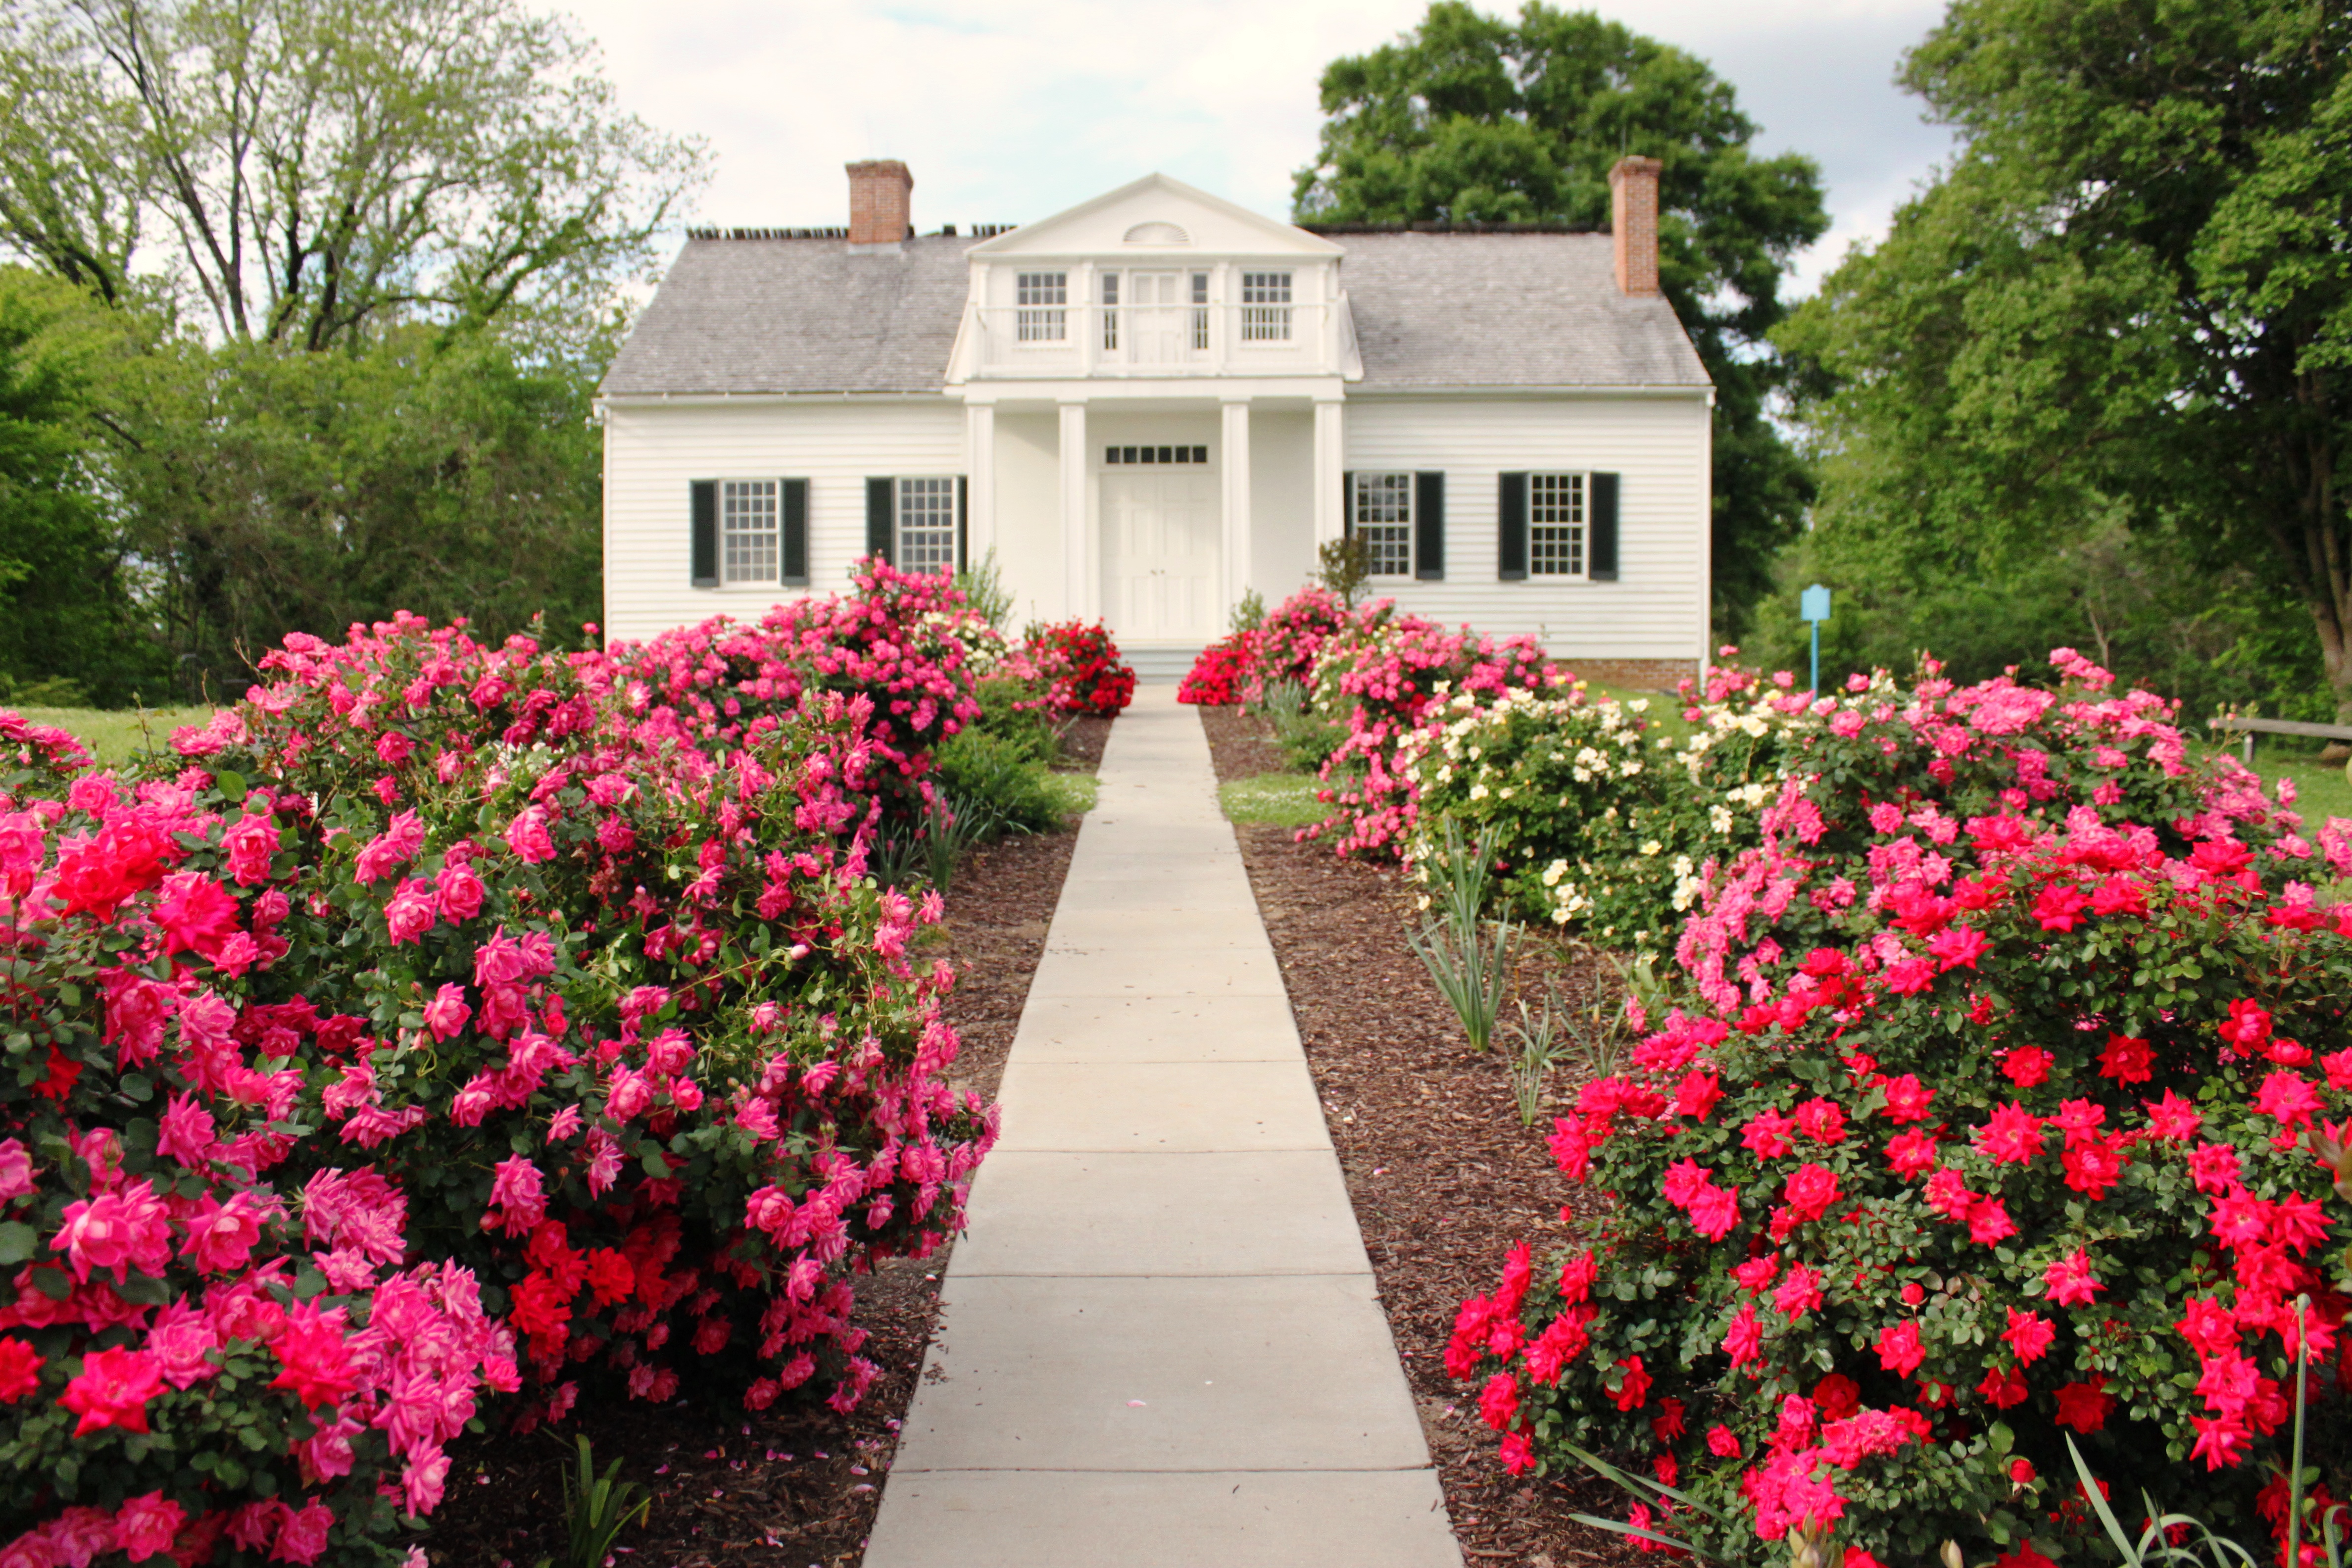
[1122,221,1191,245]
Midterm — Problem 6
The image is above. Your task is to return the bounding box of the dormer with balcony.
[947,174,1358,388]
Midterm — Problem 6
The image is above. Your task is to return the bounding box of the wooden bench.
[2210,714,2352,767]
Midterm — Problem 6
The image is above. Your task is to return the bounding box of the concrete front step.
[1121,640,1208,683]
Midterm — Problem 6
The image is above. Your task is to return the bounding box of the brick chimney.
[1609,155,1663,296]
[846,160,913,247]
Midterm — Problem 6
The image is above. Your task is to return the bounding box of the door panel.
[1126,273,1184,365]
[1102,469,1219,639]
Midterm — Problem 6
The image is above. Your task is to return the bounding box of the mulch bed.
[416,719,1105,1568]
[1199,703,1644,1568]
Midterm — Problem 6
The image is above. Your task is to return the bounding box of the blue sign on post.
[1800,584,1832,694]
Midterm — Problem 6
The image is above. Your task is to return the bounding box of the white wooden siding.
[601,399,965,643]
[1342,395,1709,664]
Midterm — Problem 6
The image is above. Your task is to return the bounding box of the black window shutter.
[957,476,969,575]
[689,481,719,587]
[1414,472,1445,580]
[1340,471,1355,539]
[1498,472,1528,581]
[1588,471,1620,581]
[781,479,809,585]
[866,478,895,565]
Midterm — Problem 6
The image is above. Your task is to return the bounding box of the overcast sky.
[555,0,1958,298]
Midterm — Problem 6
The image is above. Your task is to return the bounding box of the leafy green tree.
[1778,0,2352,714]
[1294,1,1830,634]
[0,268,166,705]
[100,325,607,695]
[0,0,707,353]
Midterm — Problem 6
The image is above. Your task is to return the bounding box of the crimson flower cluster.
[1176,635,1251,707]
[1021,622,1134,718]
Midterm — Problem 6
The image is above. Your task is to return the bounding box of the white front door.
[1102,467,1220,639]
[1125,272,1186,365]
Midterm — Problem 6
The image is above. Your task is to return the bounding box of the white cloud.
[554,0,1956,297]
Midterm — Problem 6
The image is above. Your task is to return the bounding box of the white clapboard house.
[597,160,1713,684]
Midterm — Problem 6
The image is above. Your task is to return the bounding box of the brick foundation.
[1563,657,1697,692]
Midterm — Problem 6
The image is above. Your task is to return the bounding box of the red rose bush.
[1022,622,1134,718]
[1439,649,2352,1562]
[0,563,1000,1564]
[1176,635,1251,706]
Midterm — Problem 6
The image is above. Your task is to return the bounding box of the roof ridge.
[1302,221,1601,236]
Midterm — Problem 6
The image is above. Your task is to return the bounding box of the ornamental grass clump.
[1444,651,2352,1564]
[0,562,1011,1564]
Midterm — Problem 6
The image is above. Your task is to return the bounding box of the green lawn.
[13,705,215,768]
[1220,771,1326,827]
[1043,770,1099,818]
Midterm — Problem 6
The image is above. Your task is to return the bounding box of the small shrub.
[1024,622,1135,717]
[966,673,1059,765]
[1317,537,1374,606]
[934,729,1072,837]
[1178,635,1251,707]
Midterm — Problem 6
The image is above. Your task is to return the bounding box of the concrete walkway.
[865,686,1463,1568]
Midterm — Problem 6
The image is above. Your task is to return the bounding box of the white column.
[1221,396,1252,617]
[1059,399,1089,621]
[1313,397,1346,546]
[964,402,996,565]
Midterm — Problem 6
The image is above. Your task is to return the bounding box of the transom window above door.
[1104,445,1209,465]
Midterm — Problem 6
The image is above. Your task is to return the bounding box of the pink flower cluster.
[1296,602,1556,856]
[0,564,1005,1562]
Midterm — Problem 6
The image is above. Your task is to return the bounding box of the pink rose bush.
[0,563,1002,1563]
[1292,598,1553,858]
[1439,648,2352,1560]
[1237,586,1350,708]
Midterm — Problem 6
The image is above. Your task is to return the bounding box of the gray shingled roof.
[601,235,979,397]
[599,230,1708,396]
[1333,232,1708,390]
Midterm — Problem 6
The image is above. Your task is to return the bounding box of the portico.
[960,383,1346,647]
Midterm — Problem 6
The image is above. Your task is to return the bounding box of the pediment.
[968,173,1341,259]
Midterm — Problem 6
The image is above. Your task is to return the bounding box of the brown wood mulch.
[416,717,1107,1568]
[1199,704,1644,1568]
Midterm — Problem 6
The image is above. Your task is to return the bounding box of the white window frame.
[720,478,780,585]
[1240,270,1293,343]
[1527,472,1588,580]
[895,477,958,574]
[1100,271,1120,352]
[1350,472,1414,579]
[1016,271,1068,343]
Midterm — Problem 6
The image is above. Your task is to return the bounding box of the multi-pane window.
[1100,272,1120,351]
[721,480,779,583]
[1104,445,1209,465]
[1529,473,1586,577]
[896,478,957,573]
[1351,472,1413,577]
[1191,272,1210,350]
[1240,271,1292,341]
[1016,271,1067,342]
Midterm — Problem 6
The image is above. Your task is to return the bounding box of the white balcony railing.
[967,301,1339,379]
